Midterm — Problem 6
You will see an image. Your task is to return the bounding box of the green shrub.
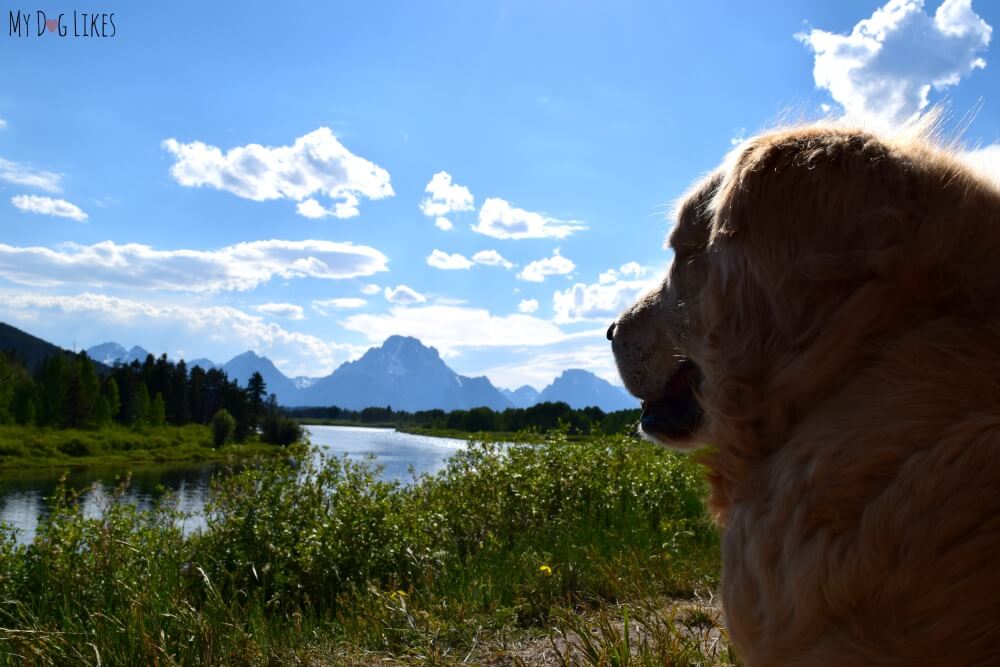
[211,408,236,447]
[260,412,304,446]
[57,436,91,457]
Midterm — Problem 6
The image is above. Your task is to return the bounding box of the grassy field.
[0,433,734,665]
[0,425,292,469]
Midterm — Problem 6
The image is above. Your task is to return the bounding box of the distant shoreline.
[0,424,297,471]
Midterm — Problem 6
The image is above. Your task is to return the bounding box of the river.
[0,425,467,544]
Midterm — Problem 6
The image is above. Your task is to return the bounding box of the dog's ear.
[698,130,924,410]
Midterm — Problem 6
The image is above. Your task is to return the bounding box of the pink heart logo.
[45,18,58,33]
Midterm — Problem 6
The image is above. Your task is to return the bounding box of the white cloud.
[517,248,575,282]
[162,127,393,218]
[360,283,381,295]
[472,249,514,269]
[0,119,7,130]
[427,249,474,270]
[312,297,367,314]
[296,198,330,219]
[427,248,516,270]
[341,304,567,353]
[11,194,88,221]
[618,261,645,278]
[0,291,359,377]
[420,171,474,218]
[295,194,362,219]
[474,197,586,240]
[962,143,1000,183]
[254,302,305,320]
[434,217,454,231]
[599,261,646,285]
[797,0,993,127]
[518,299,539,314]
[384,284,427,304]
[0,157,62,192]
[553,278,655,325]
[0,239,387,292]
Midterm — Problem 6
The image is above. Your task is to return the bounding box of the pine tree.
[169,361,190,425]
[0,355,13,425]
[39,355,68,427]
[149,392,166,427]
[70,354,101,428]
[104,377,120,421]
[188,366,206,423]
[134,384,151,426]
[94,395,112,426]
[247,371,267,430]
[12,384,36,426]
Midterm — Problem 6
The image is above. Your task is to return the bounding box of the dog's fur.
[611,124,1000,666]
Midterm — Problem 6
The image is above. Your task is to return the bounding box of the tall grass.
[0,434,728,665]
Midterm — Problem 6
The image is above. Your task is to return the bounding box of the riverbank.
[295,419,591,443]
[0,434,733,665]
[0,424,296,470]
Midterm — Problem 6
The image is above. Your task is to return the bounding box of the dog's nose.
[606,321,617,341]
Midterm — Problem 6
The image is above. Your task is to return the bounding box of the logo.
[9,11,116,37]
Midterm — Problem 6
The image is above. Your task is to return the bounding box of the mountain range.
[80,333,639,413]
[87,342,152,367]
[0,322,111,374]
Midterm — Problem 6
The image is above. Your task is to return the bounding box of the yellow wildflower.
[539,564,553,577]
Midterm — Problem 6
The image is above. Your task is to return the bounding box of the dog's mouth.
[640,359,703,443]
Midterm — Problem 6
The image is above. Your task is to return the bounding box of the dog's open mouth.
[640,359,703,442]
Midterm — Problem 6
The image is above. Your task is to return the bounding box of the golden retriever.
[609,124,1000,666]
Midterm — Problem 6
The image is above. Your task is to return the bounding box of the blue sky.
[1,0,998,388]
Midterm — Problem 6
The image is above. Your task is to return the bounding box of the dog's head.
[611,126,993,457]
[608,170,720,445]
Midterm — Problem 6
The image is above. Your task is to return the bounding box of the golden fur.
[611,124,1000,665]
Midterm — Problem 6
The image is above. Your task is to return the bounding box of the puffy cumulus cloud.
[341,304,567,354]
[311,297,367,315]
[295,194,364,219]
[962,143,1000,184]
[553,264,657,324]
[360,283,381,295]
[0,291,359,377]
[472,249,514,269]
[162,127,393,218]
[0,157,62,192]
[427,249,474,270]
[427,248,516,271]
[254,302,305,320]
[517,248,575,283]
[384,284,427,304]
[474,197,586,240]
[434,217,454,231]
[598,261,646,285]
[518,299,539,314]
[797,0,992,127]
[0,239,387,292]
[420,171,474,220]
[11,194,88,221]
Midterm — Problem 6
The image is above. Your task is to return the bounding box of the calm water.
[0,425,466,544]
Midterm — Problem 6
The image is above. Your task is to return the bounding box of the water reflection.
[0,426,467,544]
